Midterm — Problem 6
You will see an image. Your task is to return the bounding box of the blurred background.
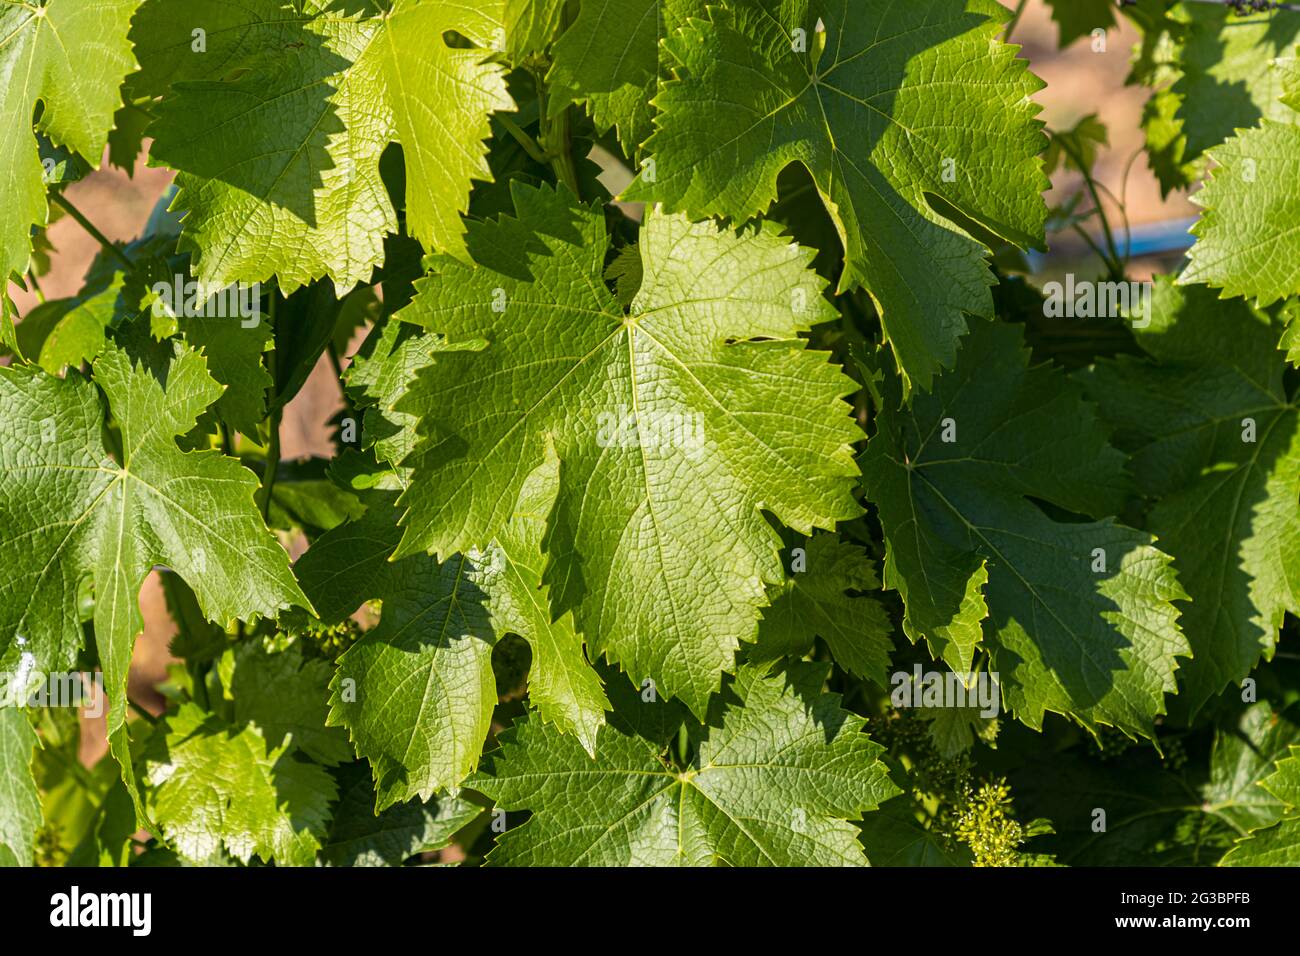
[4,0,1201,766]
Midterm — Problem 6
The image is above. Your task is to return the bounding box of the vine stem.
[1004,0,1029,41]
[50,193,133,271]
[128,696,159,725]
[259,409,282,520]
[1053,135,1126,280]
[498,114,550,165]
[327,340,345,382]
[257,293,281,521]
[26,270,45,303]
[537,0,582,196]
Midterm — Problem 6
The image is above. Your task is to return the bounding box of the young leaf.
[229,643,353,767]
[394,182,862,715]
[861,320,1189,737]
[471,662,899,865]
[504,0,566,61]
[751,533,893,680]
[622,0,1048,392]
[144,702,336,866]
[1084,280,1300,712]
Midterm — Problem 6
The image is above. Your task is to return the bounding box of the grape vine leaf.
[144,702,336,865]
[504,0,565,60]
[1043,0,1115,49]
[0,707,41,867]
[622,0,1048,393]
[859,795,970,866]
[1220,815,1300,866]
[1,0,144,280]
[0,343,309,819]
[142,0,512,292]
[1145,4,1300,196]
[1221,744,1300,865]
[297,451,607,806]
[474,445,611,752]
[546,0,677,155]
[471,661,899,865]
[1016,703,1300,866]
[861,320,1190,737]
[229,643,352,766]
[121,235,277,435]
[327,318,599,788]
[393,182,862,716]
[1181,104,1300,303]
[319,761,480,866]
[750,533,893,680]
[1283,300,1300,367]
[1084,280,1300,713]
[297,489,498,811]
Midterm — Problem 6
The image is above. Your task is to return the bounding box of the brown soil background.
[5,0,1198,767]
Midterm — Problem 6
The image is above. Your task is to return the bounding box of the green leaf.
[1261,746,1300,808]
[319,761,479,866]
[123,242,276,435]
[504,0,565,60]
[1162,6,1300,176]
[142,0,512,292]
[471,662,899,865]
[144,702,336,865]
[298,449,609,801]
[861,320,1189,737]
[1017,703,1300,866]
[622,0,1048,392]
[0,343,308,819]
[1219,815,1300,866]
[296,492,497,810]
[16,279,122,374]
[858,795,969,866]
[1181,119,1300,304]
[477,444,610,753]
[1084,280,1300,712]
[0,708,41,867]
[922,705,998,759]
[1043,0,1115,48]
[0,0,143,279]
[229,643,352,766]
[751,533,893,680]
[547,0,674,155]
[394,183,862,715]
[1201,703,1300,833]
[1222,744,1300,865]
